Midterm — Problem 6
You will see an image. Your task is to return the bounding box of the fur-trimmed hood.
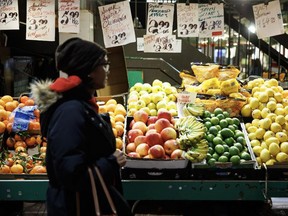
[30,80,63,113]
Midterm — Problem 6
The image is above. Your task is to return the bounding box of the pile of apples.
[125,109,184,159]
[127,79,178,117]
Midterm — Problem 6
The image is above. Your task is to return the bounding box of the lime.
[224,137,235,146]
[211,117,220,125]
[203,110,211,118]
[214,107,223,116]
[223,151,231,158]
[215,125,222,131]
[223,144,230,152]
[226,117,233,125]
[206,153,212,161]
[228,125,236,132]
[230,155,241,165]
[232,118,240,126]
[208,158,216,166]
[229,146,240,156]
[209,126,219,136]
[213,137,223,146]
[206,133,215,142]
[234,131,245,139]
[218,155,229,163]
[215,144,225,155]
[236,136,246,145]
[204,121,213,129]
[208,147,214,155]
[203,117,211,122]
[220,128,234,138]
[212,152,220,161]
[219,119,228,129]
[208,142,213,148]
[216,114,225,121]
[223,111,230,118]
[233,142,244,152]
[240,151,251,160]
[233,124,239,131]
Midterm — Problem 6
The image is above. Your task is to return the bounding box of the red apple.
[145,132,163,147]
[143,155,151,159]
[129,119,135,129]
[157,110,172,122]
[127,129,143,143]
[146,129,157,136]
[135,143,149,157]
[160,127,177,141]
[147,116,158,125]
[126,142,136,153]
[147,123,156,130]
[133,110,149,123]
[132,121,148,134]
[148,144,165,159]
[134,135,147,147]
[163,139,179,155]
[127,152,141,158]
[171,149,185,159]
[155,118,172,133]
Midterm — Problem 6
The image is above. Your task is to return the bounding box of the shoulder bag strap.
[88,167,101,216]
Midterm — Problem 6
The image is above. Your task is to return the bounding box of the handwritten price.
[28,19,48,30]
[110,32,126,44]
[0,12,18,24]
[179,23,197,35]
[148,19,170,34]
[200,20,222,31]
[60,11,79,25]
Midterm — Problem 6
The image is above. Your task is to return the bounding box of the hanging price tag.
[58,0,80,33]
[0,0,19,30]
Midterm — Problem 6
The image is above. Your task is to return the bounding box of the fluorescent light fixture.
[248,25,256,33]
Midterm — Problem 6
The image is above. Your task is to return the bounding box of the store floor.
[0,200,287,216]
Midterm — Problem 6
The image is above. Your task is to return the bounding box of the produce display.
[240,78,288,166]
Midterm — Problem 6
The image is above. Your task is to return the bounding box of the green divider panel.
[127,70,143,88]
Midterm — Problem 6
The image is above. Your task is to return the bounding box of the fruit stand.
[0,67,288,209]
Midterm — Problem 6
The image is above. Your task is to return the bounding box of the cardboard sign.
[98,0,136,48]
[143,34,181,53]
[58,0,80,33]
[146,3,174,35]
[198,3,224,38]
[253,0,284,39]
[177,3,198,37]
[26,0,55,41]
[0,0,19,30]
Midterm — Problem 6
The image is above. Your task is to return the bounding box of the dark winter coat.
[30,81,124,216]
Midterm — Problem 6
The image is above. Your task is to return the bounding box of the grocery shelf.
[0,179,287,202]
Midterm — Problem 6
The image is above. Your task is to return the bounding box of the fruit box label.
[177,92,197,103]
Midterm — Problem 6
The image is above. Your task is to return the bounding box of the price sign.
[177,92,197,117]
[198,3,224,38]
[58,0,80,33]
[177,3,198,37]
[99,0,136,48]
[253,0,284,39]
[0,0,19,30]
[26,0,55,41]
[146,3,174,35]
[144,34,181,53]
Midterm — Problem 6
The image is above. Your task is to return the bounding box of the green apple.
[147,102,156,110]
[140,94,151,105]
[156,101,167,110]
[164,86,173,95]
[151,85,162,93]
[136,99,146,110]
[151,92,164,104]
[134,82,143,92]
[152,79,163,87]
[139,90,149,96]
[143,83,152,93]
[150,109,157,116]
[168,94,177,102]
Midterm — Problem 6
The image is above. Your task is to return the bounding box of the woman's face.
[88,55,110,90]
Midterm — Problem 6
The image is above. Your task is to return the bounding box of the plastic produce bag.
[218,66,240,81]
[191,63,220,83]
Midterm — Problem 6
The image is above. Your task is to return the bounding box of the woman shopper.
[30,37,132,216]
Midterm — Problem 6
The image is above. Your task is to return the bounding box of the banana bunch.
[175,116,206,150]
[183,103,205,117]
[185,139,209,162]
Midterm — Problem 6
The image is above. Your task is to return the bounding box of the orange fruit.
[0,105,4,110]
[34,109,40,118]
[115,137,123,150]
[115,121,124,128]
[25,136,36,147]
[35,135,42,145]
[0,99,5,107]
[6,137,15,148]
[40,146,46,153]
[24,99,35,106]
[30,165,46,174]
[28,121,40,131]
[0,109,7,121]
[6,122,12,133]
[12,100,19,107]
[112,128,117,137]
[0,165,10,173]
[14,134,24,141]
[20,95,29,104]
[98,105,107,114]
[114,124,124,137]
[10,164,24,174]
[0,121,6,134]
[18,103,25,108]
[14,146,26,153]
[5,101,17,112]
[14,140,27,149]
[1,95,13,103]
[106,99,117,105]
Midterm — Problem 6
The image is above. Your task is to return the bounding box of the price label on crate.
[177,92,197,117]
